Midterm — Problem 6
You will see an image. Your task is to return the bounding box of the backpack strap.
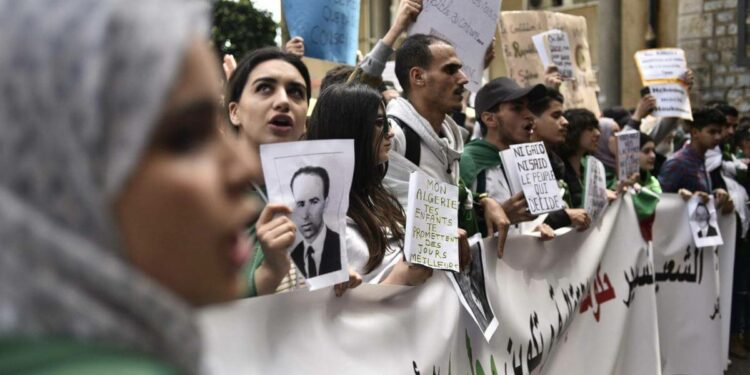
[476,169,487,195]
[388,115,421,166]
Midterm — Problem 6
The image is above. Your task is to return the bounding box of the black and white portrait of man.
[689,196,723,248]
[289,166,341,278]
[693,203,717,238]
[448,235,498,340]
[260,139,355,290]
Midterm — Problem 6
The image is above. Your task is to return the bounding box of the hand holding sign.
[615,129,640,183]
[532,29,574,79]
[283,0,360,64]
[499,142,565,215]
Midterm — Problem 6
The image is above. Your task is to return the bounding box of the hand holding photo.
[260,140,355,290]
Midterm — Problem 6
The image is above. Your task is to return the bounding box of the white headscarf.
[0,0,208,372]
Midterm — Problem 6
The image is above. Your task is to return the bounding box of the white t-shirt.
[345,217,402,284]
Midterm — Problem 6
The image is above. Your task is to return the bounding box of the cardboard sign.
[404,171,460,271]
[583,156,609,223]
[498,11,600,115]
[500,142,564,215]
[615,129,641,182]
[649,83,693,121]
[409,0,502,92]
[283,0,360,65]
[634,48,688,85]
[531,29,574,79]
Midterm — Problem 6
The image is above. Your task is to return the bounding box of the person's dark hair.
[226,47,312,109]
[395,33,451,96]
[306,83,405,274]
[601,106,631,128]
[734,126,750,145]
[712,103,739,118]
[529,87,565,117]
[559,108,600,158]
[690,107,727,131]
[320,65,355,93]
[640,131,655,150]
[290,166,330,199]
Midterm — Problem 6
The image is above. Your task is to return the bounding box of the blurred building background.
[268,0,750,113]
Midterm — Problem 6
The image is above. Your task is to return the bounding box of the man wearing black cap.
[460,77,555,237]
[384,33,511,257]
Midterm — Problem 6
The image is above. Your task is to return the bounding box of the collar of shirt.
[303,228,327,276]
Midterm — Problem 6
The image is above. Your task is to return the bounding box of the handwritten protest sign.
[283,0,360,65]
[634,48,687,85]
[500,142,564,215]
[404,171,459,271]
[648,83,693,121]
[499,11,600,115]
[583,156,608,223]
[408,0,502,92]
[615,129,641,182]
[532,29,573,79]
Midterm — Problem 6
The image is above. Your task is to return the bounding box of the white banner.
[652,194,736,374]
[199,195,735,374]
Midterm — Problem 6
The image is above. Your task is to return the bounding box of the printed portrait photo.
[688,196,723,248]
[260,140,355,290]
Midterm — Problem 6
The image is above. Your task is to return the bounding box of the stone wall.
[679,0,750,113]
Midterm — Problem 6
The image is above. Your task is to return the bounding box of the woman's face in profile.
[114,39,259,306]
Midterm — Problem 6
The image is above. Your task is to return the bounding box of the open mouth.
[268,114,294,130]
[523,122,534,134]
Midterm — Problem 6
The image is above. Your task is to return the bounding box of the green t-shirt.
[0,337,176,374]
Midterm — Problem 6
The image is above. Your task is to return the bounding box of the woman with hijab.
[632,133,662,241]
[0,0,266,372]
[305,83,433,287]
[594,118,621,189]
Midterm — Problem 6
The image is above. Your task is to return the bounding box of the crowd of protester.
[3,0,750,372]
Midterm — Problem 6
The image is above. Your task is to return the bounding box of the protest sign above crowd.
[3,0,750,373]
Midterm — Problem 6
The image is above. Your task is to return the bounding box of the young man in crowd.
[528,87,592,231]
[658,108,733,213]
[382,34,511,256]
[459,77,555,239]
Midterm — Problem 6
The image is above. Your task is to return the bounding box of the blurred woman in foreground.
[0,0,261,372]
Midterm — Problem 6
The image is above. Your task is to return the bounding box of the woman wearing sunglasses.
[306,84,433,288]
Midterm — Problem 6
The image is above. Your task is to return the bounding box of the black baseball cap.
[474,77,547,118]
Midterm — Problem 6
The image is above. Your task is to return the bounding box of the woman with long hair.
[306,84,432,285]
[224,48,313,296]
[559,109,602,208]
